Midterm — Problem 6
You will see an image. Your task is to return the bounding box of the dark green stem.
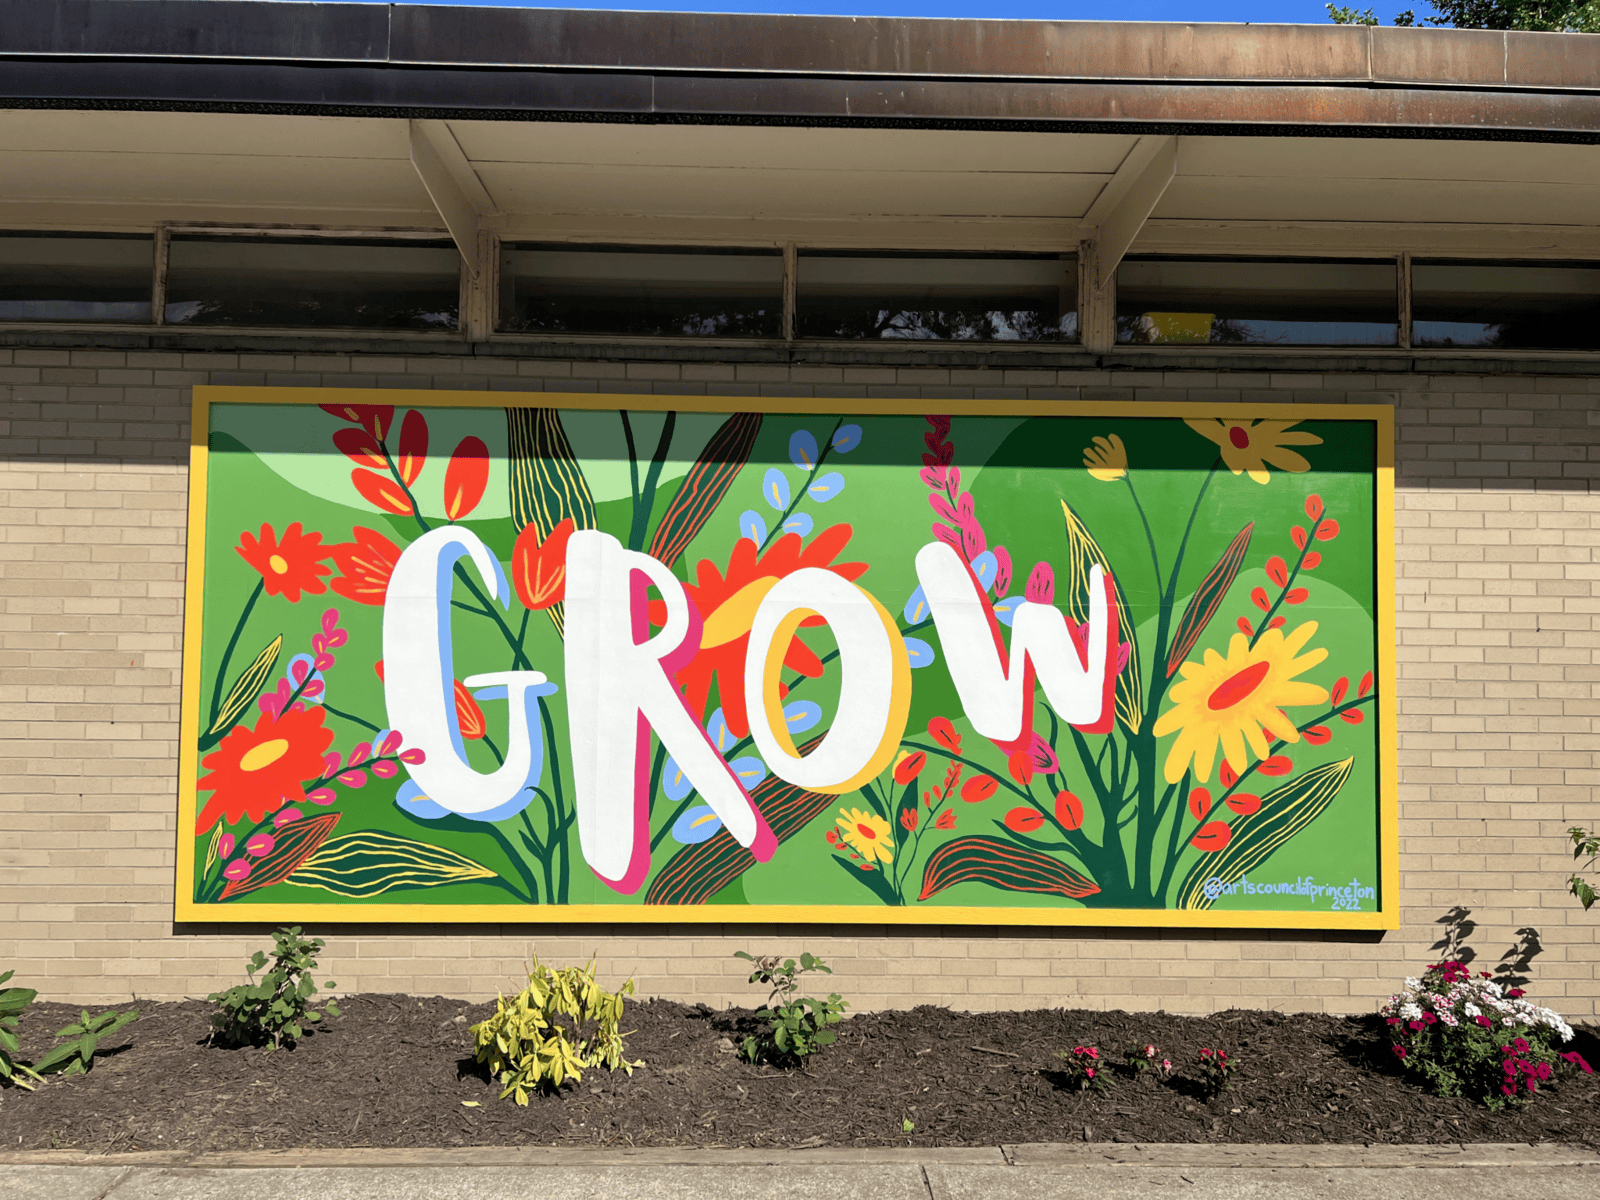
[207,578,265,728]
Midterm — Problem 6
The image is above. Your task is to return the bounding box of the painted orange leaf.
[1188,786,1210,821]
[511,518,575,611]
[1055,790,1084,831]
[443,436,489,520]
[1259,755,1294,776]
[1007,750,1035,786]
[1225,793,1262,815]
[455,681,486,740]
[1303,725,1333,745]
[1004,808,1045,833]
[960,776,997,803]
[1191,821,1233,852]
[332,427,386,469]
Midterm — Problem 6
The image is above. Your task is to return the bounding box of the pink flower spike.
[313,653,336,672]
[219,833,236,858]
[399,747,427,765]
[348,741,373,767]
[379,730,403,755]
[291,658,310,683]
[326,628,348,649]
[306,787,337,806]
[312,633,328,655]
[303,680,324,697]
[323,752,343,776]
[222,859,252,881]
[273,807,304,829]
[337,769,368,789]
[372,760,398,779]
[245,833,275,857]
[322,608,340,634]
[1025,561,1056,604]
[1028,733,1059,775]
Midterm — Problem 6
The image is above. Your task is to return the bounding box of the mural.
[178,389,1396,928]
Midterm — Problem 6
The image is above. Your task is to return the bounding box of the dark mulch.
[2,996,1597,1153]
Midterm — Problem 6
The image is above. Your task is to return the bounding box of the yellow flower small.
[835,807,895,865]
[1082,434,1128,482]
[1185,418,1323,484]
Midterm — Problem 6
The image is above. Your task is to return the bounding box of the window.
[796,252,1077,342]
[1412,260,1600,350]
[1116,258,1398,346]
[501,244,783,337]
[165,236,460,330]
[0,233,153,323]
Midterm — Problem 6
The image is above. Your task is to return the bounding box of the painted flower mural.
[184,392,1388,925]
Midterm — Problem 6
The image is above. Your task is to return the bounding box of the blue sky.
[404,1,1401,28]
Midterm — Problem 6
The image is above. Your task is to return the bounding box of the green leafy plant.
[32,1009,139,1077]
[734,951,848,1066]
[207,926,340,1050]
[1568,826,1599,910]
[1123,1040,1173,1078]
[1058,1044,1106,1091]
[1197,1047,1234,1098]
[0,970,44,1090]
[471,957,640,1104]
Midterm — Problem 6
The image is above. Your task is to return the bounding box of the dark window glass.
[0,232,152,322]
[796,252,1077,342]
[166,236,460,330]
[1412,260,1600,350]
[501,244,782,337]
[1116,257,1397,346]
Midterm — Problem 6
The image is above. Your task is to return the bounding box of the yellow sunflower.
[1153,622,1329,784]
[1185,418,1323,484]
[1082,434,1128,482]
[835,807,895,865]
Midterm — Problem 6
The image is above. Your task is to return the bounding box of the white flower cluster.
[1381,966,1573,1043]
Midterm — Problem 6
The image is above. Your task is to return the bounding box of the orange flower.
[512,518,575,610]
[396,410,428,487]
[235,522,332,602]
[196,706,335,833]
[444,436,489,520]
[935,809,957,831]
[320,402,394,441]
[455,680,487,741]
[329,527,402,606]
[657,525,867,739]
[351,468,414,516]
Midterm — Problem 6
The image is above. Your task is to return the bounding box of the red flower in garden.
[235,522,332,602]
[196,706,336,833]
[655,525,867,738]
[444,437,489,520]
[329,527,402,606]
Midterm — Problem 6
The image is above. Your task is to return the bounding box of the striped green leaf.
[289,831,498,898]
[217,812,341,901]
[1061,500,1142,733]
[647,412,762,569]
[646,736,828,905]
[203,634,282,747]
[1165,522,1254,678]
[918,835,1100,901]
[507,407,596,636]
[1174,757,1355,910]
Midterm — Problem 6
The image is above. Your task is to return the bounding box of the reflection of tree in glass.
[803,307,1075,342]
[507,298,779,339]
[168,295,458,331]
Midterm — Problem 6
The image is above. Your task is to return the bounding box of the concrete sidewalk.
[3,1143,1597,1200]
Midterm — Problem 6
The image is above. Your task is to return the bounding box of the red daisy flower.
[235,522,332,602]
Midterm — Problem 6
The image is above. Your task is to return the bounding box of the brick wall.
[2,344,1596,1016]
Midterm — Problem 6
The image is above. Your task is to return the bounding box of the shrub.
[733,951,848,1067]
[1381,960,1588,1108]
[1568,825,1599,909]
[0,970,43,1090]
[207,926,340,1050]
[471,957,640,1103]
[32,1009,139,1077]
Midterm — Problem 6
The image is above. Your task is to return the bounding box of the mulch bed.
[2,996,1597,1153]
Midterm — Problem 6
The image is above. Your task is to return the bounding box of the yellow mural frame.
[179,386,1399,930]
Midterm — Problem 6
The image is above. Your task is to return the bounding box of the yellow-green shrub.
[471,958,641,1103]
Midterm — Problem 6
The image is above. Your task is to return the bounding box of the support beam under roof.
[408,119,494,280]
[1084,135,1178,292]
